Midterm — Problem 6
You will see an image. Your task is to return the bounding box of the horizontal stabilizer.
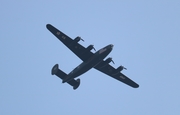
[51,64,80,90]
[51,64,66,79]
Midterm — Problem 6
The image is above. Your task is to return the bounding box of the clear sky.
[1,0,180,115]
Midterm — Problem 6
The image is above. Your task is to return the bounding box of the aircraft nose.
[110,44,114,48]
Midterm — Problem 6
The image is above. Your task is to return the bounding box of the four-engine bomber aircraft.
[46,24,139,90]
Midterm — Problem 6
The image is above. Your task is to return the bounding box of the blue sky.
[1,0,180,114]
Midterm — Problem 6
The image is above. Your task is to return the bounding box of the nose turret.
[109,44,113,49]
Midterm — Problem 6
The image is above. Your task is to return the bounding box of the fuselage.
[62,44,113,83]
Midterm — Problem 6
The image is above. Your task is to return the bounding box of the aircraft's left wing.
[46,24,94,61]
[94,61,139,88]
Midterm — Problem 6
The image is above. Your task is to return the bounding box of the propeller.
[116,65,127,72]
[107,57,115,64]
[122,66,127,70]
[111,59,115,64]
[80,38,84,42]
[92,45,96,51]
[78,36,84,42]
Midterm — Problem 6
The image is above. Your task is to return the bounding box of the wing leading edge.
[94,61,139,88]
[46,24,94,61]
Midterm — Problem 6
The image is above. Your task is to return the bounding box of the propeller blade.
[78,36,84,42]
[91,44,96,51]
[93,47,96,51]
[81,38,84,42]
[122,66,127,70]
[112,60,115,64]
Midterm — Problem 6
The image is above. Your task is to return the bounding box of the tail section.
[51,64,67,79]
[51,64,80,90]
[72,78,80,90]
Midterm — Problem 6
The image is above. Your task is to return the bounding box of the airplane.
[46,24,139,90]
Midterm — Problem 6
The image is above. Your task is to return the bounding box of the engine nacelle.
[74,36,81,42]
[116,66,124,72]
[74,36,84,43]
[86,45,95,51]
[112,66,124,75]
[105,57,113,64]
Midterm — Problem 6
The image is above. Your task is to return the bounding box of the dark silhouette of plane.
[46,24,139,90]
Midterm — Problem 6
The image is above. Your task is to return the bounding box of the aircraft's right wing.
[46,24,94,62]
[94,61,139,88]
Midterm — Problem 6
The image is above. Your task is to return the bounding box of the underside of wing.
[94,61,139,88]
[46,24,94,61]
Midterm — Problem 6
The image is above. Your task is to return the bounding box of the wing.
[46,24,94,61]
[94,61,139,88]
